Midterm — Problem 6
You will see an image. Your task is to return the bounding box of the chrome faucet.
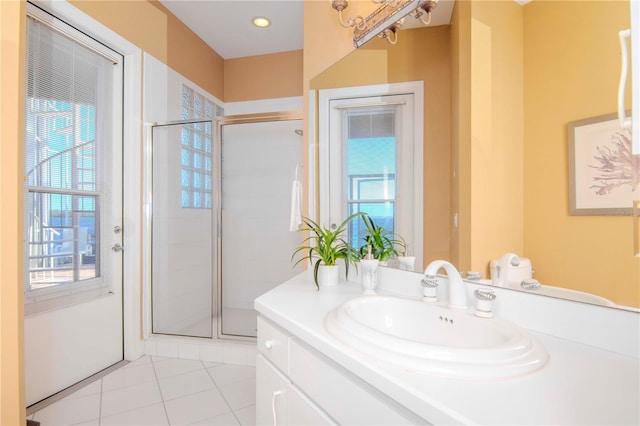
[424,260,468,310]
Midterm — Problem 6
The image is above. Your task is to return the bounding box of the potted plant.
[358,214,404,263]
[292,213,363,289]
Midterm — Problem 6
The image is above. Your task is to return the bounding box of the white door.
[319,83,424,269]
[23,7,124,405]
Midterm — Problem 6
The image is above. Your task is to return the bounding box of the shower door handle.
[112,243,124,253]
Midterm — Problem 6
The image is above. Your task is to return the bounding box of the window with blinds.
[24,9,121,303]
[342,107,399,248]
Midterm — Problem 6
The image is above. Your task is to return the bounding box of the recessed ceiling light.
[253,17,271,28]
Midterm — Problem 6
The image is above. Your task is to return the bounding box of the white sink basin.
[324,295,548,380]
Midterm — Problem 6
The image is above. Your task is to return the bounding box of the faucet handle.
[474,288,496,301]
[473,288,496,318]
[421,274,439,288]
[421,274,439,302]
[521,279,541,290]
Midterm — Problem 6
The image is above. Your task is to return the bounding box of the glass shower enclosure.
[150,119,217,338]
[218,113,304,338]
[148,112,304,340]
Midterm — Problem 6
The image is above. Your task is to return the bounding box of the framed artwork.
[568,112,639,215]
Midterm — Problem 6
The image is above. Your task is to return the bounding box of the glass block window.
[180,85,223,209]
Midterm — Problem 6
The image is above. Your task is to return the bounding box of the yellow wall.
[71,0,225,100]
[522,1,639,306]
[450,0,471,269]
[70,1,304,103]
[303,0,381,218]
[450,0,524,275]
[310,26,452,265]
[468,1,524,275]
[0,0,26,423]
[225,50,303,102]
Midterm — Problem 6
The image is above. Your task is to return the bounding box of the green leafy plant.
[292,213,364,290]
[358,214,406,261]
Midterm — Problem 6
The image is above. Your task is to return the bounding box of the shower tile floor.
[29,356,256,425]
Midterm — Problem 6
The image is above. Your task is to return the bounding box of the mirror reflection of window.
[320,84,423,268]
[343,108,398,247]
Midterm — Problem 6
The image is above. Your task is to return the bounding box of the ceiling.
[159,0,455,60]
[159,0,304,59]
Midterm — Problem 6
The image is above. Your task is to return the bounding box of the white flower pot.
[317,264,340,287]
[397,256,416,271]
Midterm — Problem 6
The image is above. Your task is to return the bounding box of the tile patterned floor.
[30,356,256,426]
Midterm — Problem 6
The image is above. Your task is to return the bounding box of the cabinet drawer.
[257,316,289,374]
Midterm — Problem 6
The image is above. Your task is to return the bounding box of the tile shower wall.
[220,119,304,337]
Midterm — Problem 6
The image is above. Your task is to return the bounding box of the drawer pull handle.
[272,389,284,425]
[265,339,277,350]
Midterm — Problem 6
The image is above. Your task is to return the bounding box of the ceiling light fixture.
[330,0,438,47]
[253,17,271,28]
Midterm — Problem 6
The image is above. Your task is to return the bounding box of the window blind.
[24,9,121,310]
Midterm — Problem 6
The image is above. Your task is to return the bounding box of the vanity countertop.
[254,272,640,425]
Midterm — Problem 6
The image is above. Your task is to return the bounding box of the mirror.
[311,0,639,311]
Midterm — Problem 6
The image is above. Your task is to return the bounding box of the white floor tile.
[102,362,156,392]
[32,357,258,426]
[32,392,100,426]
[218,378,256,410]
[158,368,216,401]
[101,380,163,418]
[124,355,152,368]
[190,410,240,425]
[233,404,256,426]
[101,402,169,426]
[164,389,232,425]
[154,358,205,379]
[207,364,256,387]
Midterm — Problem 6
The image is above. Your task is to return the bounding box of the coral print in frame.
[568,112,639,215]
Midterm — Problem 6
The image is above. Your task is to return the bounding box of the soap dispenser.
[360,245,379,295]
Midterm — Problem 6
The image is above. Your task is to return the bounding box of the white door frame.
[318,82,424,268]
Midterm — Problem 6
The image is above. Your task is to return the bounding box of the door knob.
[111,243,124,253]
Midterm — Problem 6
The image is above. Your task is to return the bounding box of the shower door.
[151,119,217,338]
[219,113,304,338]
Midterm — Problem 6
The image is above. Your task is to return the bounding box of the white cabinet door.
[288,383,334,426]
[257,354,288,426]
[257,354,333,426]
[289,340,420,425]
